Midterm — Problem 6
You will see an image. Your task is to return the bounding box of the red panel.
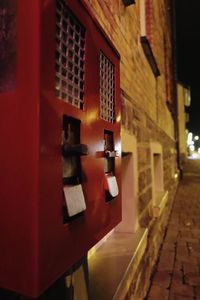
[0,0,121,297]
[0,0,40,296]
[0,0,16,92]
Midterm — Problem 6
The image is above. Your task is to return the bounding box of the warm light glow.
[198,148,200,154]
[85,110,98,125]
[116,115,121,123]
[87,229,114,259]
[87,247,97,259]
[174,173,178,179]
[194,136,199,141]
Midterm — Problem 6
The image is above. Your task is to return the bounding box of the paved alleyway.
[146,159,200,300]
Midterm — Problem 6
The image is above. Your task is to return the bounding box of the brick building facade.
[177,83,191,166]
[86,1,178,299]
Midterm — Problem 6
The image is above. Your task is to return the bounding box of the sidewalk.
[146,159,200,300]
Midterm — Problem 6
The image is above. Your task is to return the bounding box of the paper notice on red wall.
[105,175,119,197]
[63,184,86,217]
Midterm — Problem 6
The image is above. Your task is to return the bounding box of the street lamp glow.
[187,132,193,145]
[194,136,199,141]
[189,145,195,152]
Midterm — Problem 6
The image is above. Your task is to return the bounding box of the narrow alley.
[147,159,200,300]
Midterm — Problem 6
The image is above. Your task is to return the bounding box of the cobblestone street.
[147,159,200,300]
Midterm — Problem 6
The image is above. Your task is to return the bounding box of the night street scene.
[1,1,200,299]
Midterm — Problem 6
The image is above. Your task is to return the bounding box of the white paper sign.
[63,184,86,217]
[106,175,119,197]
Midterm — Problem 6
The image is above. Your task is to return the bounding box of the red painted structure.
[0,0,121,297]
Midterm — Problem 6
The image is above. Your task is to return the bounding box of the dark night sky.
[175,0,200,134]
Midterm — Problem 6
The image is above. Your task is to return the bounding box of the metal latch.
[62,143,88,157]
[104,150,119,158]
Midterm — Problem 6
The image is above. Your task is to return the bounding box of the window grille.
[100,52,115,123]
[55,0,85,109]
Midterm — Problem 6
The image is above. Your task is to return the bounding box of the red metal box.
[0,0,121,297]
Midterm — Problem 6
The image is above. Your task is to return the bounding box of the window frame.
[140,0,160,77]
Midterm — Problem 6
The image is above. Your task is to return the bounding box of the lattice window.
[55,0,85,109]
[100,52,115,123]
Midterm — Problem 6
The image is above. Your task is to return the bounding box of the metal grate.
[100,52,115,123]
[55,0,85,109]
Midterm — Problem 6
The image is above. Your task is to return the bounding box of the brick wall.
[48,1,177,298]
[122,92,178,298]
[85,0,174,138]
[84,0,178,299]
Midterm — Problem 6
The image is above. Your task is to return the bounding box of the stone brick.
[164,232,178,244]
[147,284,169,300]
[121,99,126,126]
[162,241,176,252]
[195,286,200,299]
[179,229,193,239]
[174,260,183,273]
[176,244,189,257]
[185,274,200,287]
[170,282,194,298]
[139,210,152,228]
[191,229,200,238]
[133,106,146,125]
[183,263,199,276]
[137,126,149,143]
[188,241,200,252]
[146,168,152,186]
[152,271,171,288]
[137,146,149,167]
[138,170,146,191]
[171,295,194,300]
[176,255,198,265]
[138,187,152,212]
[157,250,175,273]
[172,270,184,285]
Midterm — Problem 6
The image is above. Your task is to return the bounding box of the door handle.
[62,143,88,156]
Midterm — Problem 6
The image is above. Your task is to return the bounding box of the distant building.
[177,83,191,163]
